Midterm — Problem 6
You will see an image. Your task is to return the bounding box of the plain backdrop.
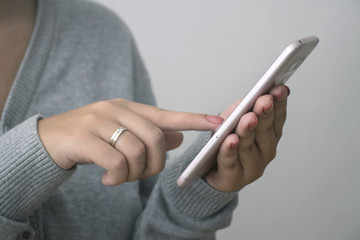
[94,1,360,239]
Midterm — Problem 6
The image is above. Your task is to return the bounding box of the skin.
[0,0,37,116]
[1,0,289,193]
[205,85,289,192]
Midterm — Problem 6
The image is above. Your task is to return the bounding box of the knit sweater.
[0,0,238,239]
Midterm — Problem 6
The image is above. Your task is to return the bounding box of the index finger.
[116,99,224,131]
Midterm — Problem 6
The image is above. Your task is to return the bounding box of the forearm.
[0,115,74,236]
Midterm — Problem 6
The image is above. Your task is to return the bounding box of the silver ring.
[110,127,128,147]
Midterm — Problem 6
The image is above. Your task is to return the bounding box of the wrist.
[37,118,75,170]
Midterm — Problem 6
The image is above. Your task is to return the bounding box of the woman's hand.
[205,85,290,192]
[38,99,224,186]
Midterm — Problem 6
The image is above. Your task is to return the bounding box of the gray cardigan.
[0,0,238,239]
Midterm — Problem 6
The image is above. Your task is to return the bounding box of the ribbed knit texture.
[0,0,75,223]
[0,116,74,222]
[0,0,238,239]
[163,132,237,218]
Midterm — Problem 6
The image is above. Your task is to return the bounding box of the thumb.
[164,131,184,151]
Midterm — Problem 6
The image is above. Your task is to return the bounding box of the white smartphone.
[177,36,319,188]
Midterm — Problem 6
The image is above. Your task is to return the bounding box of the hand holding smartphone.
[177,36,319,188]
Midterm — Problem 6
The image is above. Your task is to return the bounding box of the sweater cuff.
[162,132,238,219]
[0,115,75,221]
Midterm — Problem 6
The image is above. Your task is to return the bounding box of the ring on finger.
[110,127,128,147]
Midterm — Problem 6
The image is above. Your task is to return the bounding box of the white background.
[95,1,360,239]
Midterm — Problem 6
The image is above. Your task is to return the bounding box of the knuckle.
[108,155,128,185]
[150,165,165,176]
[125,171,138,182]
[110,154,128,172]
[157,116,169,130]
[266,94,274,102]
[68,128,88,144]
[154,161,166,174]
[270,150,277,160]
[112,98,131,111]
[140,128,166,177]
[257,169,265,179]
[115,98,128,106]
[260,147,277,163]
[150,127,165,145]
[147,158,166,176]
[82,112,101,125]
[157,109,176,129]
[131,141,146,164]
[92,100,113,112]
[248,169,264,182]
[266,148,277,162]
[258,94,272,105]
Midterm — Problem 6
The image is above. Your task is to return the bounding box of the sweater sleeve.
[0,115,75,238]
[134,132,238,240]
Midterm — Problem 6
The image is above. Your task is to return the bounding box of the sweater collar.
[1,0,55,133]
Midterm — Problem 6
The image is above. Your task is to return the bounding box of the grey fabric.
[0,0,238,239]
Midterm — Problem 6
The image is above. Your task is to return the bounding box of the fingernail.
[285,85,290,96]
[248,120,257,131]
[206,115,224,124]
[275,88,286,102]
[230,140,239,149]
[263,103,273,114]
